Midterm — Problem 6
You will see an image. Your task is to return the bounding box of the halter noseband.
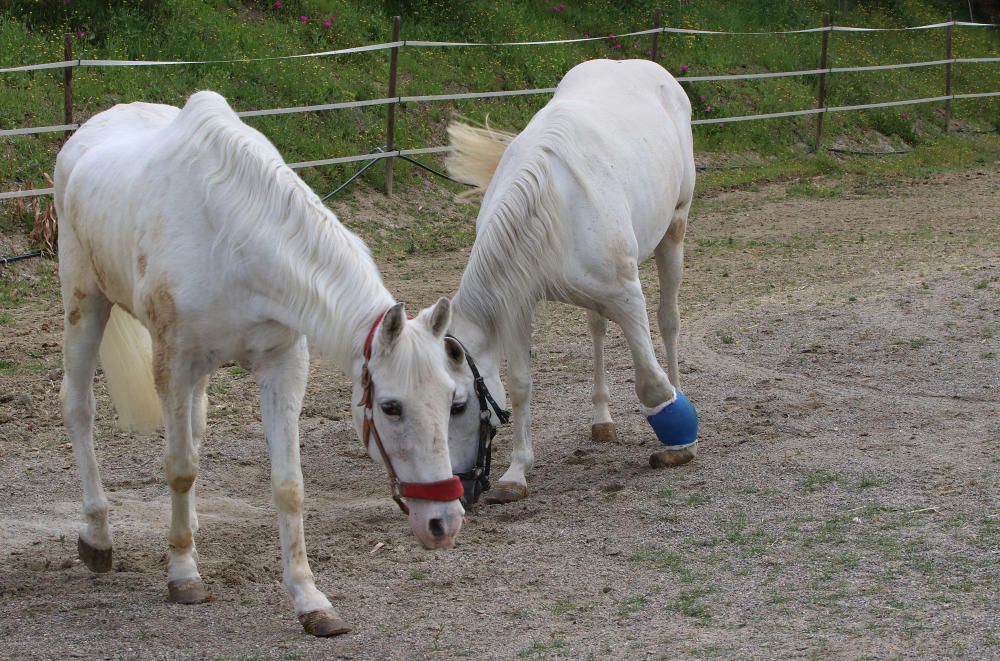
[360,310,464,515]
[445,334,511,506]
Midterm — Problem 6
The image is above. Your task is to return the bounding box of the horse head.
[351,298,465,549]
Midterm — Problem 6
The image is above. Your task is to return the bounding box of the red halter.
[360,310,464,514]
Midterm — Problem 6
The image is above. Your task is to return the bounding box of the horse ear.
[444,336,465,369]
[379,302,406,349]
[427,297,451,339]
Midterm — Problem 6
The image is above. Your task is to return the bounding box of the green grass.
[518,637,568,660]
[616,594,650,619]
[1,0,997,204]
[0,261,61,308]
[0,358,51,376]
[686,492,711,506]
[802,469,845,491]
[669,588,712,623]
[631,546,698,582]
[551,599,587,616]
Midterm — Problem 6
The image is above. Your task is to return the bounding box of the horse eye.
[450,401,467,415]
[380,400,403,417]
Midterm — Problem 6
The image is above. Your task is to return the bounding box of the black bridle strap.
[446,334,511,425]
[446,334,511,504]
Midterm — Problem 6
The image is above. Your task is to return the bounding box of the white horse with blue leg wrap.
[444,58,699,504]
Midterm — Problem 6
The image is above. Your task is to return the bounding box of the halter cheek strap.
[361,310,464,515]
[445,334,511,505]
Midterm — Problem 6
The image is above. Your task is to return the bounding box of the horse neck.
[253,185,394,371]
[452,211,554,356]
[449,305,499,363]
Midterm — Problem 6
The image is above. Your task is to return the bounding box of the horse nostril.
[429,518,445,539]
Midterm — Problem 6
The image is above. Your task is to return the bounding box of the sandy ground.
[0,169,997,660]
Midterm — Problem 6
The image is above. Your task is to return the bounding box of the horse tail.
[98,305,162,434]
[445,121,517,200]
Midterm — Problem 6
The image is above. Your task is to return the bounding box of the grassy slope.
[0,0,997,235]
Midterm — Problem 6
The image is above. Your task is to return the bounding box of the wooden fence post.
[813,14,831,153]
[63,33,73,138]
[944,15,953,131]
[385,16,401,197]
[650,8,661,62]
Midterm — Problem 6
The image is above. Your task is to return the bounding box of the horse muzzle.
[407,499,465,549]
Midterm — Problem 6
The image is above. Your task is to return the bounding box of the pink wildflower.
[680,64,689,72]
[609,34,616,40]
[705,106,713,112]
[77,30,86,37]
[615,43,622,49]
[559,3,566,8]
[698,95,705,101]
[299,15,308,23]
[273,1,282,7]
[323,19,332,28]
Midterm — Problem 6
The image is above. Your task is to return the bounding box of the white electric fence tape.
[0,123,79,137]
[2,20,993,74]
[1,19,996,198]
[0,187,55,201]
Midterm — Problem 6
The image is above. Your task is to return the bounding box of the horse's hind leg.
[188,375,208,544]
[600,268,695,468]
[647,208,698,469]
[654,210,688,388]
[60,273,114,571]
[588,311,617,442]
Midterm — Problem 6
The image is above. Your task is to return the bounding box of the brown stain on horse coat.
[666,217,686,244]
[144,281,177,394]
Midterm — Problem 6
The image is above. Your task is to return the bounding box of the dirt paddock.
[1,170,997,659]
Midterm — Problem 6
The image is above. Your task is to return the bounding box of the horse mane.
[453,108,578,348]
[168,91,390,363]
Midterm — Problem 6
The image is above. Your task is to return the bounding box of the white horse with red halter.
[444,59,699,504]
[54,90,465,637]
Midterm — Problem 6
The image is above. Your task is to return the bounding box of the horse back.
[495,59,694,255]
[55,93,258,332]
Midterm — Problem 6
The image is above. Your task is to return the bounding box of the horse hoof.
[167,578,213,604]
[484,482,528,504]
[591,422,618,443]
[649,443,697,468]
[299,609,352,637]
[78,537,113,573]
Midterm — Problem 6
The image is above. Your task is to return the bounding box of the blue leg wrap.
[646,390,698,449]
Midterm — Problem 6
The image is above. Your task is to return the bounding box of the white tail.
[98,305,162,434]
[445,121,517,200]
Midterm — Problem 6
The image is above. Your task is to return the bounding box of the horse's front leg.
[255,336,350,637]
[485,316,534,504]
